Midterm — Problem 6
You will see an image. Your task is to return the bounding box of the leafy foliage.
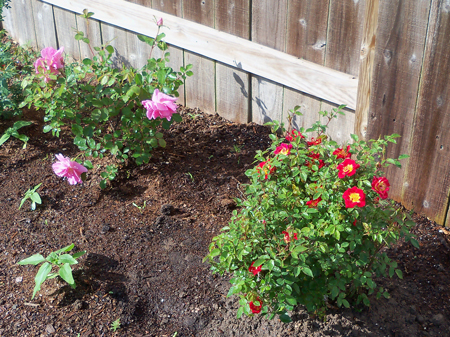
[19,182,42,210]
[20,17,192,187]
[17,244,86,299]
[205,106,417,321]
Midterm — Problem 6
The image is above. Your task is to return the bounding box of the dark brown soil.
[1,107,450,337]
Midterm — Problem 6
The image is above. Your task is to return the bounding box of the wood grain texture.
[283,0,330,133]
[402,0,450,225]
[5,0,37,47]
[355,0,379,139]
[251,0,287,124]
[251,76,284,125]
[2,1,15,39]
[215,0,250,123]
[101,22,129,67]
[183,0,216,114]
[76,16,102,60]
[31,0,57,49]
[326,0,366,76]
[366,0,432,202]
[53,7,80,59]
[185,51,215,113]
[283,88,321,132]
[41,0,358,109]
[320,101,355,144]
[152,0,182,17]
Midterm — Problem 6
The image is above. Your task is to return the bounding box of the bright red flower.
[333,145,352,159]
[249,297,262,314]
[343,187,366,208]
[337,159,360,178]
[249,261,262,276]
[353,219,357,226]
[274,143,292,155]
[286,130,305,142]
[371,176,390,199]
[308,152,320,160]
[306,197,322,208]
[318,160,325,169]
[256,161,275,179]
[282,230,298,243]
[307,137,322,146]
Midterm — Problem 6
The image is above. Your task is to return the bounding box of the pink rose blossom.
[142,89,178,121]
[157,17,163,26]
[52,154,87,185]
[34,47,64,82]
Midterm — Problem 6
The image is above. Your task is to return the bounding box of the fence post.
[355,0,379,140]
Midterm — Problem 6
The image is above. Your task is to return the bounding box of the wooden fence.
[3,0,450,227]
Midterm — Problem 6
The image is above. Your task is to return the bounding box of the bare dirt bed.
[1,107,449,337]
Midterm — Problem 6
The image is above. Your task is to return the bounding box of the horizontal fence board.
[42,0,358,109]
[403,0,450,225]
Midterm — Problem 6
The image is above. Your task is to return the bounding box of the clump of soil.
[0,107,449,336]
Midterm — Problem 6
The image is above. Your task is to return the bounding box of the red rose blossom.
[256,160,275,179]
[337,158,360,178]
[274,143,292,155]
[282,230,298,243]
[249,297,262,314]
[343,186,366,208]
[249,261,262,276]
[286,130,305,142]
[353,219,357,226]
[371,176,390,199]
[333,145,352,159]
[306,197,322,208]
[307,137,322,146]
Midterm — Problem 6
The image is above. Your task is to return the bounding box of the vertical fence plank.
[31,1,57,49]
[152,0,185,105]
[183,0,216,114]
[53,7,80,60]
[3,0,37,47]
[215,0,250,123]
[324,0,365,143]
[355,0,379,139]
[284,0,329,132]
[326,0,366,76]
[75,16,102,61]
[402,1,450,225]
[251,0,288,124]
[366,0,432,202]
[101,23,130,67]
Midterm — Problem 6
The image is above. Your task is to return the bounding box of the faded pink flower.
[34,47,64,82]
[52,154,87,185]
[142,89,178,121]
[157,17,163,26]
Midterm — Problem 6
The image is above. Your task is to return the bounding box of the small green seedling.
[110,318,121,332]
[132,200,147,214]
[17,243,86,299]
[185,172,194,182]
[19,183,42,210]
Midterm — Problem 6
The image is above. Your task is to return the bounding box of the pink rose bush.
[142,89,178,121]
[52,154,87,185]
[34,47,65,82]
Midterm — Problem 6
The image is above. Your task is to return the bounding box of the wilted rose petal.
[52,154,87,185]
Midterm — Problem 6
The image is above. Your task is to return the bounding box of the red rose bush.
[205,106,418,322]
